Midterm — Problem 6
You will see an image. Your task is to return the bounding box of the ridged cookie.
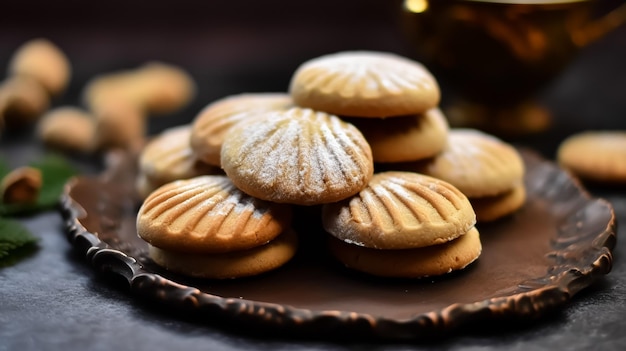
[470,183,526,222]
[138,124,220,196]
[402,129,524,197]
[345,108,449,163]
[557,131,626,183]
[190,93,293,166]
[221,107,374,205]
[148,229,298,279]
[322,171,476,249]
[289,51,440,118]
[328,227,481,278]
[136,175,293,254]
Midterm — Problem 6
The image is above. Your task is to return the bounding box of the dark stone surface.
[2,1,626,349]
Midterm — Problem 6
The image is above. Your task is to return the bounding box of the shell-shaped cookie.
[137,175,293,254]
[403,129,525,197]
[139,124,220,185]
[557,131,626,183]
[190,93,293,166]
[470,183,526,223]
[148,229,298,279]
[322,171,476,249]
[328,227,481,278]
[346,107,449,163]
[289,51,440,117]
[221,107,374,205]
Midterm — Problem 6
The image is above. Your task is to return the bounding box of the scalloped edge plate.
[59,149,616,341]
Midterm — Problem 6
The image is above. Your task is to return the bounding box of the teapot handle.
[573,2,626,47]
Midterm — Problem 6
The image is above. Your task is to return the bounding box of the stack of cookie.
[322,171,481,278]
[134,50,526,280]
[287,51,525,223]
[136,124,223,199]
[136,175,297,279]
[395,129,526,223]
[289,51,449,164]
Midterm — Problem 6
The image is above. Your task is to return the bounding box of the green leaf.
[29,153,78,208]
[0,217,38,266]
[0,157,10,179]
[0,153,77,216]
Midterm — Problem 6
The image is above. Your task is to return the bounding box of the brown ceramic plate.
[60,149,616,341]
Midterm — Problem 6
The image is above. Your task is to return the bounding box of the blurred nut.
[37,106,96,153]
[134,61,196,115]
[93,101,146,151]
[0,76,50,129]
[82,70,137,113]
[1,166,42,205]
[7,38,71,97]
[82,61,195,116]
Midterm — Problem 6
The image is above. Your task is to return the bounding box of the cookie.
[470,183,526,222]
[557,131,626,183]
[322,171,476,249]
[220,107,374,205]
[190,93,293,166]
[136,175,293,254]
[148,229,298,279]
[138,125,220,198]
[401,129,524,198]
[7,38,71,96]
[345,107,449,163]
[328,227,481,278]
[289,51,440,118]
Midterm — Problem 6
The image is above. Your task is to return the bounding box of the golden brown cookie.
[136,175,293,254]
[470,183,526,223]
[7,38,71,96]
[557,131,626,183]
[137,125,221,198]
[328,227,481,278]
[221,107,374,205]
[148,229,298,279]
[37,106,96,153]
[345,108,449,163]
[400,129,525,198]
[190,93,293,166]
[289,51,440,118]
[322,171,476,249]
